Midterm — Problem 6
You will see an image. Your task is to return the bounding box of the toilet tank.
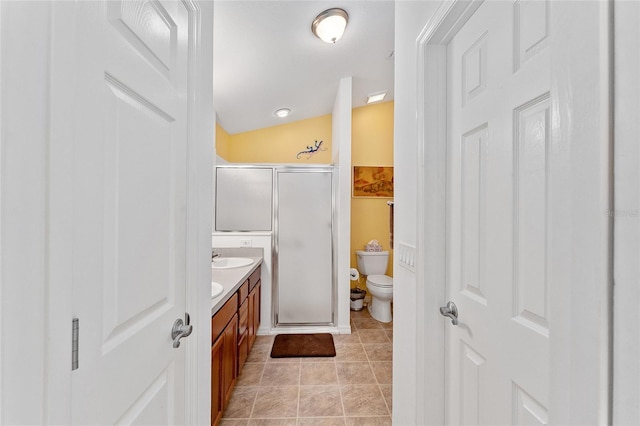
[356,251,389,275]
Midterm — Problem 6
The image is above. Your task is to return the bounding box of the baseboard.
[337,324,352,334]
[267,325,341,335]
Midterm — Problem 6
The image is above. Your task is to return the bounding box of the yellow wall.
[215,123,231,161]
[351,101,394,279]
[225,115,332,164]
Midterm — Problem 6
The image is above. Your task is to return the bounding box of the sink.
[212,257,254,269]
[211,281,224,298]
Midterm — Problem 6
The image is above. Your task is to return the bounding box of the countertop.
[211,248,263,315]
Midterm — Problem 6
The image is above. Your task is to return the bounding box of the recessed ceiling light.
[274,108,291,118]
[367,91,387,104]
[312,8,349,44]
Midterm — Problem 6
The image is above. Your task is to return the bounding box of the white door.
[445,1,550,423]
[70,1,194,423]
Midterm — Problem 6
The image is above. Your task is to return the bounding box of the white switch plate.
[397,242,416,272]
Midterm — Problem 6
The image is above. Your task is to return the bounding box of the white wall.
[393,2,441,425]
[332,76,353,334]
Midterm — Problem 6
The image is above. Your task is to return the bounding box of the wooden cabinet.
[211,313,237,425]
[247,267,261,351]
[211,294,238,426]
[210,334,224,425]
[236,297,249,375]
[211,264,261,426]
[221,314,238,404]
[212,293,238,342]
[248,280,261,351]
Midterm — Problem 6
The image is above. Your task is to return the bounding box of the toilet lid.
[367,274,393,287]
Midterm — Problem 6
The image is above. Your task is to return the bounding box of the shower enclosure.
[274,168,334,325]
[214,165,335,328]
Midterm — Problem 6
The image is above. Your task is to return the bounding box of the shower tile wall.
[221,309,393,425]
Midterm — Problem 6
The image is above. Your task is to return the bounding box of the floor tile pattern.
[221,308,393,425]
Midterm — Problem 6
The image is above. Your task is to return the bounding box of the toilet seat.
[367,274,393,288]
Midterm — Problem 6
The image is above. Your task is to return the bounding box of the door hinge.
[72,318,79,371]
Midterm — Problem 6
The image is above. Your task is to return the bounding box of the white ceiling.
[214,1,395,135]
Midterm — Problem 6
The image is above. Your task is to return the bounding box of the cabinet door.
[238,298,248,337]
[222,313,238,405]
[237,331,249,376]
[211,336,224,426]
[237,298,249,376]
[248,281,261,350]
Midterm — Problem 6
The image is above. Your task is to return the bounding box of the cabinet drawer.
[237,281,248,306]
[238,298,248,338]
[248,266,261,291]
[212,293,238,343]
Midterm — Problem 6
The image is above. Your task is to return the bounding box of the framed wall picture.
[352,166,394,198]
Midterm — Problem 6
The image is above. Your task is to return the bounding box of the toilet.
[356,250,393,323]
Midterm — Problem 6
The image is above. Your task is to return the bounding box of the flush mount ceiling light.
[274,108,291,118]
[311,8,349,44]
[367,91,387,104]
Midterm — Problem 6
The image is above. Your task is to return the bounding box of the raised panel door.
[445,1,550,424]
[69,1,196,424]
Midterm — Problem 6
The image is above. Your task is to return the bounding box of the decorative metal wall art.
[297,140,326,159]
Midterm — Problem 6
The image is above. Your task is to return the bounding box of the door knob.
[439,301,458,325]
[171,313,193,348]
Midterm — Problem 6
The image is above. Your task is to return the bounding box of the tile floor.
[220,307,393,426]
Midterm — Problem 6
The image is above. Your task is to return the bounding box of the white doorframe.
[184,1,214,424]
[415,0,612,423]
[0,2,56,423]
[613,1,640,424]
[415,3,484,423]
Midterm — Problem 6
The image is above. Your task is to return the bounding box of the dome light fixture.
[274,108,291,118]
[311,8,349,44]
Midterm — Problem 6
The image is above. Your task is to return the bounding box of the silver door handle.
[171,313,193,348]
[439,301,458,325]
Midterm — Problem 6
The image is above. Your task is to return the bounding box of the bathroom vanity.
[210,250,262,425]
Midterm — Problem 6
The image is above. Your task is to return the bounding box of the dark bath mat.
[270,333,336,358]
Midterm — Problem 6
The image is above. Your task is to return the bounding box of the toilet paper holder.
[349,268,360,281]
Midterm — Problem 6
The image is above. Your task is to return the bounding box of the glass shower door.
[275,168,334,325]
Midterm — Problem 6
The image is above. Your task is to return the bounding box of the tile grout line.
[372,319,393,418]
[359,311,394,420]
[246,361,266,420]
[337,319,356,423]
[247,342,272,420]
